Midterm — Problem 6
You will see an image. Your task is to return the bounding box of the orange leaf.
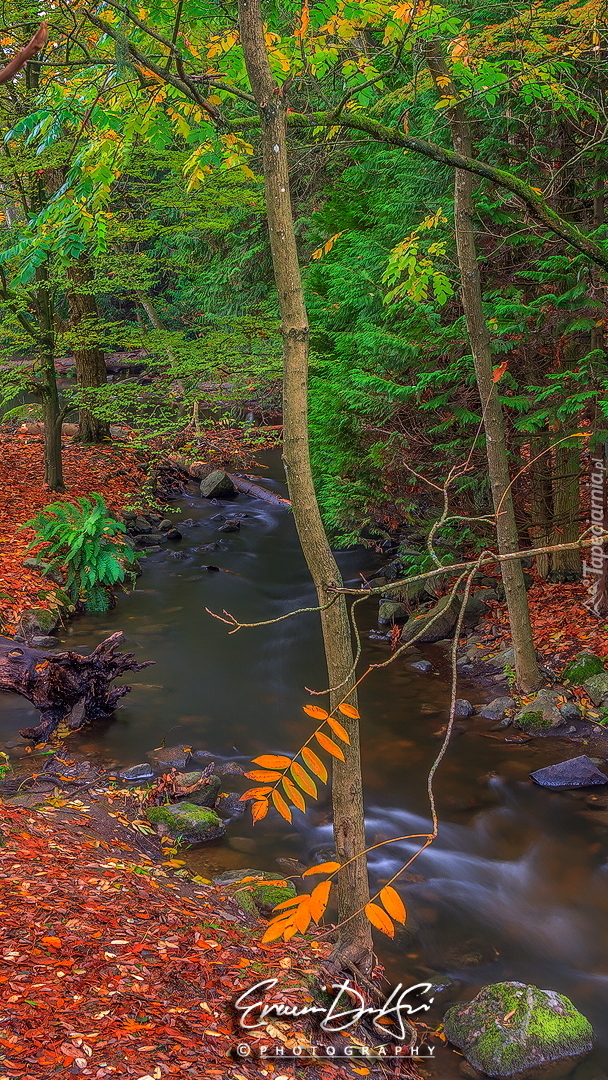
[261,917,292,943]
[309,880,332,923]
[290,761,318,798]
[283,924,298,941]
[239,786,273,801]
[492,360,508,382]
[365,902,395,937]
[273,895,306,911]
[283,776,306,812]
[41,936,61,949]
[327,716,350,744]
[272,789,292,822]
[294,900,312,933]
[302,746,328,783]
[315,731,345,760]
[244,769,283,781]
[302,861,341,876]
[303,704,329,719]
[252,800,269,823]
[379,885,407,924]
[252,755,291,769]
[338,702,360,719]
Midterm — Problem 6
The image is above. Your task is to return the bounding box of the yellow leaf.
[252,800,269,823]
[338,702,360,719]
[252,755,291,769]
[239,786,273,801]
[302,746,328,783]
[245,769,283,781]
[315,731,345,761]
[303,704,329,719]
[283,776,306,812]
[326,717,350,744]
[272,789,292,822]
[302,862,341,876]
[290,761,318,799]
[379,885,407,924]
[309,880,332,923]
[365,902,395,937]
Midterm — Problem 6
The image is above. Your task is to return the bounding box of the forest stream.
[2,451,608,1078]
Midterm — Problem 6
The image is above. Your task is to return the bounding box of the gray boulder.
[583,672,608,707]
[20,607,58,637]
[410,659,433,672]
[401,594,461,644]
[31,635,60,648]
[559,702,582,723]
[200,470,237,498]
[378,601,409,625]
[486,646,516,673]
[514,690,565,735]
[455,699,474,718]
[119,763,154,781]
[147,744,191,770]
[530,755,608,790]
[480,697,515,722]
[177,774,222,808]
[145,802,226,843]
[444,981,593,1079]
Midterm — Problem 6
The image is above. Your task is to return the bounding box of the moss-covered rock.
[514,690,564,735]
[583,672,608,707]
[145,802,226,844]
[213,868,296,917]
[444,982,593,1079]
[20,607,58,636]
[378,601,408,625]
[562,652,605,685]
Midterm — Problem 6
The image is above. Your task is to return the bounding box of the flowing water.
[2,450,608,1077]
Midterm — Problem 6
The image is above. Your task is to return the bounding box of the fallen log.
[165,452,291,507]
[0,632,153,743]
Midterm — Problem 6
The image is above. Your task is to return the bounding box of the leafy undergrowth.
[480,579,608,672]
[0,801,385,1080]
[0,433,145,631]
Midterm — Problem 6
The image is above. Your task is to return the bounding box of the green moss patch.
[562,652,605,685]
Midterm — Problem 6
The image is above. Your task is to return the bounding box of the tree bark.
[238,0,372,971]
[550,431,581,579]
[529,432,553,580]
[0,632,153,742]
[67,258,111,444]
[426,43,541,693]
[34,262,64,492]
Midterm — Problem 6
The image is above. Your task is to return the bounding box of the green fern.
[22,494,137,613]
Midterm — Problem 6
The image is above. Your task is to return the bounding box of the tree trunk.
[238,0,372,972]
[426,43,541,693]
[0,632,153,742]
[550,431,581,579]
[529,432,553,580]
[34,263,64,491]
[67,258,110,444]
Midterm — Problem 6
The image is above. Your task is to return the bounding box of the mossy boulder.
[200,470,236,498]
[213,868,296,918]
[514,690,564,735]
[378,601,408,625]
[401,594,462,644]
[583,672,608,707]
[178,774,222,808]
[145,802,226,844]
[20,607,58,636]
[444,982,593,1079]
[562,652,605,686]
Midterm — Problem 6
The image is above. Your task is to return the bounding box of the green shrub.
[23,494,137,612]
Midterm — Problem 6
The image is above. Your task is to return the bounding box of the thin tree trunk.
[238,0,372,972]
[550,431,581,579]
[35,263,64,492]
[67,258,110,444]
[426,43,541,693]
[529,432,553,579]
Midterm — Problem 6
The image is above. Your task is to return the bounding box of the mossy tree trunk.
[67,257,110,444]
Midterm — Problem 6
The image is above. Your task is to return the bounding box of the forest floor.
[0,799,382,1080]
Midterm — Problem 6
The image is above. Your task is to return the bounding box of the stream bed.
[2,450,608,1078]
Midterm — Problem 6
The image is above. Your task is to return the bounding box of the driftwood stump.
[0,632,153,742]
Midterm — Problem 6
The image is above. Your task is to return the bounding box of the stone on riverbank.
[119,763,154,781]
[562,652,605,685]
[444,981,593,1079]
[583,672,608,707]
[200,470,237,498]
[145,802,225,843]
[178,774,222,807]
[514,690,564,734]
[213,868,296,917]
[530,755,608,789]
[378,601,409,624]
[455,699,474,717]
[147,744,191,770]
[480,697,515,721]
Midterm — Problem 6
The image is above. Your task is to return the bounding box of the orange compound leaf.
[294,899,313,934]
[315,731,345,761]
[379,885,407,925]
[338,702,360,719]
[272,789,292,822]
[365,902,395,938]
[326,716,350,744]
[273,894,306,911]
[309,880,332,924]
[302,746,328,783]
[290,761,318,799]
[251,755,292,769]
[251,799,269,823]
[282,776,306,812]
[239,786,273,801]
[302,862,341,877]
[303,704,329,719]
[261,917,292,944]
[244,769,283,782]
